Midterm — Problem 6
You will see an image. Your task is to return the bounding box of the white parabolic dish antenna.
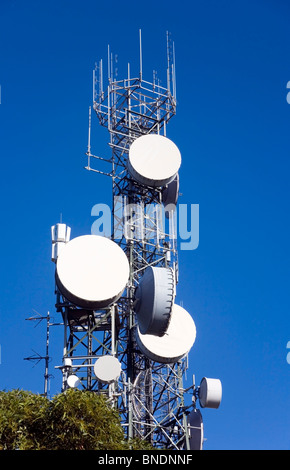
[136,304,196,364]
[135,266,175,337]
[94,356,122,384]
[128,134,181,187]
[67,374,81,388]
[56,235,130,309]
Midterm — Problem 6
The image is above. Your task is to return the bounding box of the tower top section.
[86,30,177,178]
[93,30,176,135]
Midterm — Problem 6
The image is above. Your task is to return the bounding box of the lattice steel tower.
[50,31,222,450]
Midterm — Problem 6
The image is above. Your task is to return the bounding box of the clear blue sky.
[0,0,289,450]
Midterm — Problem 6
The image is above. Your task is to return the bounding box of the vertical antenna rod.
[108,44,111,81]
[44,311,50,397]
[87,106,91,155]
[172,41,177,100]
[139,29,143,80]
[166,31,171,94]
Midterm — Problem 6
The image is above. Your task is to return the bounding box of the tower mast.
[48,31,222,450]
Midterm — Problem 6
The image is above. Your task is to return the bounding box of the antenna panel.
[51,241,66,262]
[51,223,71,243]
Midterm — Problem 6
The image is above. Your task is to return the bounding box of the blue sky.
[0,0,290,450]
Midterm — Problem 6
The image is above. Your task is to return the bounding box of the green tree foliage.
[0,389,49,450]
[45,389,126,450]
[0,389,153,450]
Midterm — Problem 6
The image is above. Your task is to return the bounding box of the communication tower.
[50,31,222,449]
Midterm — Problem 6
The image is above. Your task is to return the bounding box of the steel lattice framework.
[53,32,196,449]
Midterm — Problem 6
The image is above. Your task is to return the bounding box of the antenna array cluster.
[43,31,222,449]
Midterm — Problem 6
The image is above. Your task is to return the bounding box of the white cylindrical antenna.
[51,222,71,262]
[139,29,143,80]
[199,377,222,409]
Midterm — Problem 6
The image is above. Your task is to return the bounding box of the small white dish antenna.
[128,134,181,187]
[94,355,122,384]
[67,374,81,388]
[134,266,175,336]
[56,235,130,309]
[199,377,222,409]
[136,303,196,364]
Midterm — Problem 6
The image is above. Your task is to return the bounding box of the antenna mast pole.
[24,311,53,398]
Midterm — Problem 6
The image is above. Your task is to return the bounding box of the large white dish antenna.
[56,235,130,309]
[199,377,222,409]
[135,266,175,336]
[93,356,122,384]
[136,304,196,364]
[128,134,181,187]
